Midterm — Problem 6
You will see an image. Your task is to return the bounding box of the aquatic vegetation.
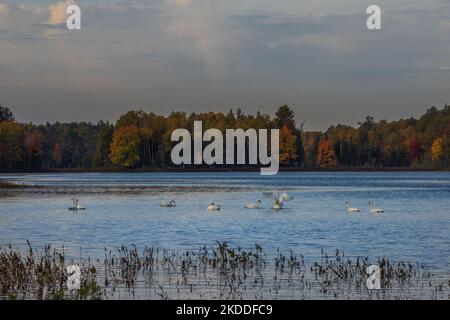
[0,241,101,300]
[0,181,16,189]
[0,242,448,300]
[0,180,32,189]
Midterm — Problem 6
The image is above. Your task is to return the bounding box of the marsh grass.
[0,241,101,299]
[0,241,448,300]
[0,180,32,189]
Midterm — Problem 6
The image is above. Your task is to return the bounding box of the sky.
[0,0,449,130]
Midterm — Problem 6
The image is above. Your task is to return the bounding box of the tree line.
[1,104,450,171]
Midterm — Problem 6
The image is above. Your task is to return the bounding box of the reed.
[0,242,448,300]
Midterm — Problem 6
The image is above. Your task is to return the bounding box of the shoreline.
[0,180,33,189]
[1,167,449,175]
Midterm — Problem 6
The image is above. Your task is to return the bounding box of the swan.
[244,200,262,209]
[69,198,86,211]
[263,192,294,210]
[346,202,360,213]
[369,201,384,213]
[160,200,176,208]
[207,203,221,211]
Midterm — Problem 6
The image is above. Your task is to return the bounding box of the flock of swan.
[160,192,294,211]
[160,195,384,213]
[68,193,384,213]
[346,201,384,213]
[214,192,293,211]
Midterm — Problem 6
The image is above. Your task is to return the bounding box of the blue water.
[0,172,449,271]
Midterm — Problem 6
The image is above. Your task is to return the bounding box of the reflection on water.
[1,243,448,300]
[0,172,449,273]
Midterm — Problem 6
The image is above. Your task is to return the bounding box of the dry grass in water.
[1,241,449,300]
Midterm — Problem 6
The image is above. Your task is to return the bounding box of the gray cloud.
[0,0,449,129]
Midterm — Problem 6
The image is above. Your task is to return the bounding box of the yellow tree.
[279,124,297,164]
[317,138,337,168]
[431,137,444,162]
[109,125,141,168]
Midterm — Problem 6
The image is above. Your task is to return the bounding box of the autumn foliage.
[279,125,297,164]
[110,125,141,168]
[317,139,337,168]
[431,138,444,162]
[2,104,450,171]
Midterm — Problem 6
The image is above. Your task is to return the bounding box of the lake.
[1,171,449,271]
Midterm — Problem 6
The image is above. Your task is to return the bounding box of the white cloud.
[18,4,44,15]
[0,3,11,31]
[0,3,10,15]
[47,0,75,25]
[165,0,235,78]
[174,0,191,6]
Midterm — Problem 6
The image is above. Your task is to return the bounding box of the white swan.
[244,200,262,209]
[369,201,384,213]
[160,200,176,208]
[346,202,360,213]
[263,192,294,210]
[69,198,86,211]
[207,203,221,211]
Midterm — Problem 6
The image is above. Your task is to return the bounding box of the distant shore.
[1,166,449,175]
[3,167,448,192]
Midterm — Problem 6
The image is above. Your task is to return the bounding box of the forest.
[1,104,450,172]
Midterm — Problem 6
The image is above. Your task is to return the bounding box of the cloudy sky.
[0,0,449,130]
